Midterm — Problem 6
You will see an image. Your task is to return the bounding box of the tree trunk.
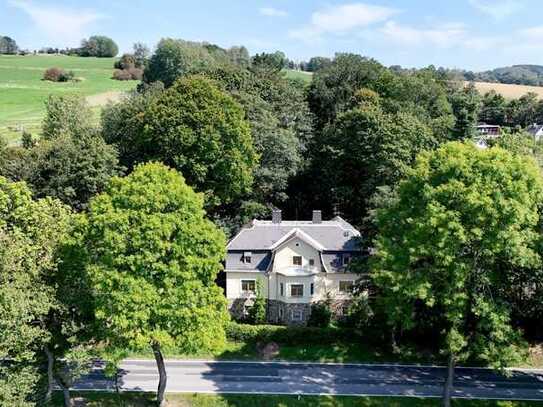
[57,379,73,407]
[442,352,455,407]
[152,342,167,407]
[44,347,55,404]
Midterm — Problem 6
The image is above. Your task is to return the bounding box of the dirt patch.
[86,91,126,107]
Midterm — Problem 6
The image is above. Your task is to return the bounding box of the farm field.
[469,81,543,99]
[0,54,135,143]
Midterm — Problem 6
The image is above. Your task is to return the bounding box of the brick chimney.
[272,209,282,224]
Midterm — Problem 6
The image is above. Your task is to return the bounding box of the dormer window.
[243,252,252,264]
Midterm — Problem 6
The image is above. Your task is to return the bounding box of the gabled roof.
[269,228,326,252]
[527,124,543,135]
[227,216,361,251]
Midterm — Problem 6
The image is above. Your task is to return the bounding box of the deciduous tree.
[77,163,230,406]
[372,142,543,406]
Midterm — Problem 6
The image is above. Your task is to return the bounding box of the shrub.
[307,301,332,327]
[225,322,357,345]
[114,53,138,70]
[112,69,132,81]
[43,67,74,82]
[112,67,143,81]
[127,67,143,80]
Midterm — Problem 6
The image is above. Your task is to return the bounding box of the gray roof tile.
[227,217,361,251]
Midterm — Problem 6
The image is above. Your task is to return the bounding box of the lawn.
[125,339,543,369]
[51,392,543,406]
[285,69,313,83]
[0,54,135,143]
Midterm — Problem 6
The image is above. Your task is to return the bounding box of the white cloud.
[518,25,543,40]
[9,0,104,45]
[380,21,467,48]
[289,3,399,42]
[468,0,522,20]
[259,7,288,17]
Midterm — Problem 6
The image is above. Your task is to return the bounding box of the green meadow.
[0,54,135,143]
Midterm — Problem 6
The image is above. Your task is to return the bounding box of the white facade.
[226,235,358,305]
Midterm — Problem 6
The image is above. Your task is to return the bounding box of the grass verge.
[51,392,543,406]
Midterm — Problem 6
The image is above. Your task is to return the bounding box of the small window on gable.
[243,252,252,264]
[309,258,315,266]
[293,256,302,266]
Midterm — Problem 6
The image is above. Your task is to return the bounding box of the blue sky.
[1,0,543,70]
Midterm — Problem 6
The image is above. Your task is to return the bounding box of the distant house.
[476,123,501,136]
[475,123,501,148]
[526,124,543,141]
[225,210,362,325]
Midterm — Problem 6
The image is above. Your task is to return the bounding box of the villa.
[225,210,362,325]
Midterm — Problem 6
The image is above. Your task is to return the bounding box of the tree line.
[1,38,543,406]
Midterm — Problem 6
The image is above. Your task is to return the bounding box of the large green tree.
[448,83,481,140]
[372,142,543,406]
[307,100,436,229]
[77,163,230,406]
[22,133,121,211]
[42,95,95,140]
[115,76,257,207]
[0,177,71,406]
[79,35,118,57]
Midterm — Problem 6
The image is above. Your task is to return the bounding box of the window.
[243,251,252,263]
[279,308,283,318]
[309,258,315,266]
[292,256,302,266]
[342,254,351,266]
[241,280,256,293]
[291,309,303,322]
[310,283,314,295]
[339,280,354,293]
[290,284,304,297]
[280,282,284,297]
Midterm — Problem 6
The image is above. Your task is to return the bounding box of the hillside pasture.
[469,81,543,99]
[0,54,135,143]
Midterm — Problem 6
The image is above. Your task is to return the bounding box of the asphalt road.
[73,360,543,401]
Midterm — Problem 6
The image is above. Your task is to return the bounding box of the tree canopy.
[76,162,229,405]
[106,76,257,207]
[0,177,71,406]
[372,142,543,403]
[79,35,118,57]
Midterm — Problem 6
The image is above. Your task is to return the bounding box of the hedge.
[226,322,358,345]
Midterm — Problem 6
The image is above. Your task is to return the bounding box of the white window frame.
[292,256,302,266]
[290,284,304,297]
[241,279,256,294]
[339,280,354,293]
[291,309,303,322]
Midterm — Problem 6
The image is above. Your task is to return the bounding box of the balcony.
[275,265,320,276]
